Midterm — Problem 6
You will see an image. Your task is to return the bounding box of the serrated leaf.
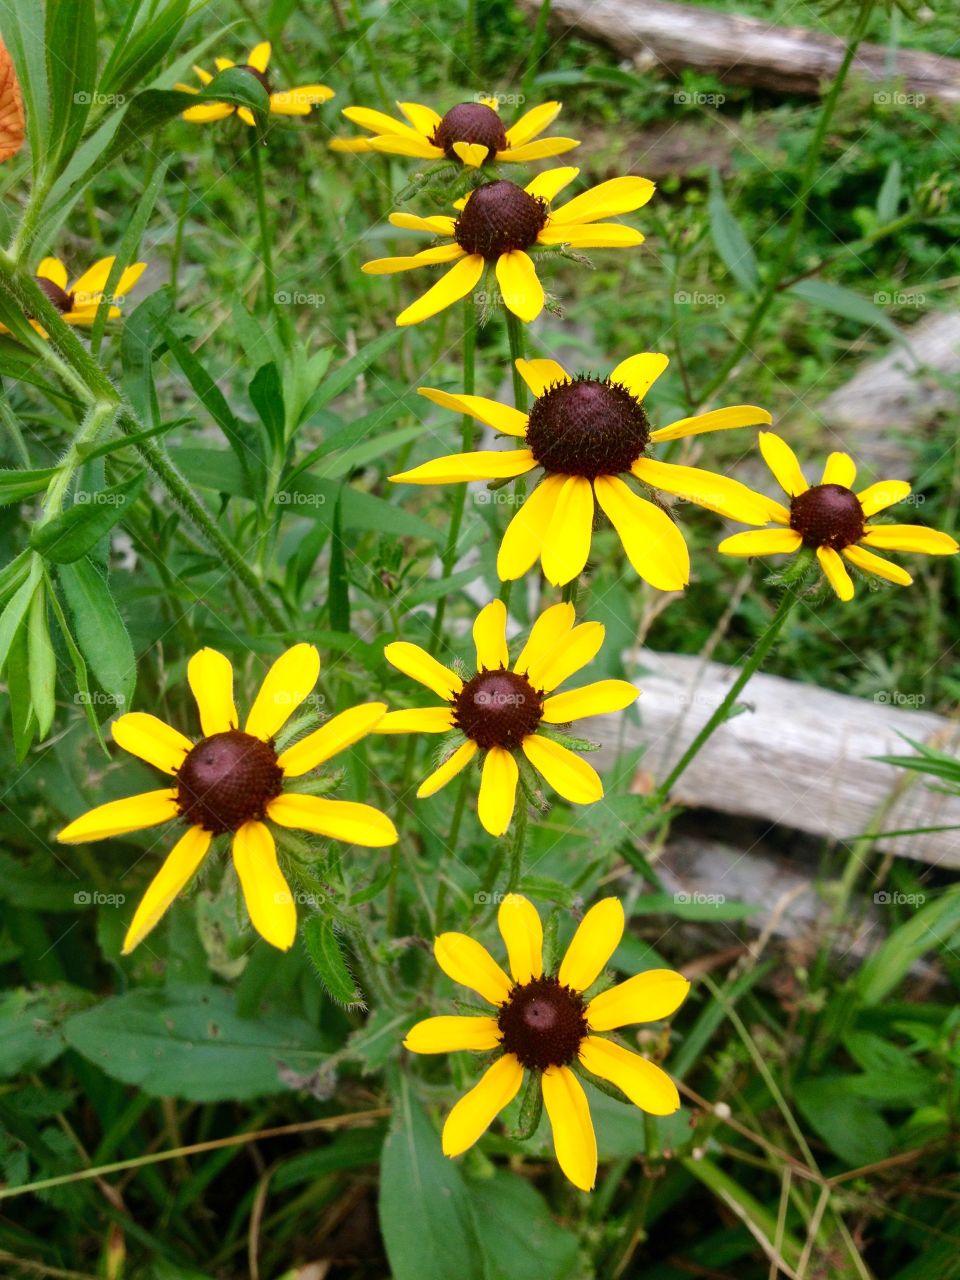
[302,917,364,1008]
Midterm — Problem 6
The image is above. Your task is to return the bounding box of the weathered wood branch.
[522,0,960,103]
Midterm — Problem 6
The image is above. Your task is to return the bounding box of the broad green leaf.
[27,583,55,737]
[249,362,285,453]
[200,66,270,128]
[0,553,41,675]
[466,1172,580,1280]
[58,556,136,711]
[302,917,363,1008]
[0,985,92,1077]
[63,986,330,1101]
[121,287,176,426]
[44,0,98,179]
[793,1077,893,1166]
[0,467,59,506]
[708,167,758,292]
[788,278,907,347]
[379,1078,483,1280]
[30,471,144,563]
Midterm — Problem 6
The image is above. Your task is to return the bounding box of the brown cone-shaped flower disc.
[36,276,74,313]
[176,730,283,834]
[454,181,547,259]
[432,102,507,162]
[498,976,588,1071]
[452,669,543,750]
[790,484,865,550]
[525,376,651,479]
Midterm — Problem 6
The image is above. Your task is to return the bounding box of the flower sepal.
[510,1068,544,1140]
[516,751,548,812]
[537,727,602,754]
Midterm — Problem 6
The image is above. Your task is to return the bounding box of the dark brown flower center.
[498,976,587,1071]
[237,64,273,96]
[454,181,547,259]
[36,276,74,314]
[452,669,542,750]
[789,484,865,550]
[525,376,650,479]
[432,102,506,162]
[176,730,283,835]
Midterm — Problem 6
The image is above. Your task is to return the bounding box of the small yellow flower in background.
[331,97,579,167]
[0,256,146,337]
[717,431,959,601]
[362,166,654,325]
[405,893,689,1191]
[393,353,775,588]
[58,646,396,954]
[176,41,334,125]
[379,599,638,837]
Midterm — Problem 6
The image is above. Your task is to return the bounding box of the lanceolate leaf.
[30,471,145,563]
[58,556,136,712]
[302,917,364,1008]
[708,167,759,292]
[44,0,97,180]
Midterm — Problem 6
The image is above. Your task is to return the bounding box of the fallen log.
[522,0,960,103]
[583,650,960,868]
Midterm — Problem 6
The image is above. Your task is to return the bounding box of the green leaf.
[121,287,176,426]
[0,467,60,507]
[27,583,55,738]
[466,1172,580,1280]
[58,557,136,711]
[44,0,98,179]
[6,623,36,761]
[98,0,189,99]
[302,917,364,1008]
[708,168,758,292]
[0,554,41,675]
[0,0,49,179]
[793,1077,893,1166]
[302,330,403,417]
[853,885,960,1006]
[249,362,285,453]
[379,1078,483,1280]
[877,158,902,223]
[0,985,92,1077]
[787,278,907,347]
[63,986,329,1101]
[328,490,350,632]
[200,66,270,128]
[30,471,144,563]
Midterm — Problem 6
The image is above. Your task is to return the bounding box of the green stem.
[433,772,470,934]
[656,578,803,801]
[249,139,277,316]
[505,309,528,411]
[697,1,872,405]
[38,400,117,525]
[506,800,528,892]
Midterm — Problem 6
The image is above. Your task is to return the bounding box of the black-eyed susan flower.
[362,166,653,325]
[57,645,396,954]
[0,256,146,337]
[717,432,959,601]
[330,97,578,168]
[405,893,689,1191]
[379,600,637,837]
[176,41,334,125]
[392,353,776,588]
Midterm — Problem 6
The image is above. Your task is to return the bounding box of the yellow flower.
[717,432,959,601]
[330,97,579,168]
[379,599,638,837]
[0,256,146,337]
[175,41,334,124]
[362,166,654,325]
[392,353,775,588]
[405,893,689,1191]
[57,645,396,954]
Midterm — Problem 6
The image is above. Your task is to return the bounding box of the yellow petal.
[525,621,604,693]
[58,790,179,843]
[498,894,543,984]
[586,970,690,1031]
[633,457,781,526]
[609,352,668,402]
[549,175,655,225]
[473,599,509,670]
[182,102,235,123]
[559,897,624,991]
[377,706,456,734]
[342,105,424,139]
[442,1054,524,1157]
[269,84,335,114]
[759,431,808,497]
[525,166,580,202]
[541,1065,597,1191]
[396,100,441,134]
[538,223,644,248]
[404,1015,501,1054]
[503,137,580,162]
[513,602,576,678]
[515,357,570,398]
[370,133,444,159]
[541,475,594,586]
[277,703,386,776]
[861,524,959,556]
[541,679,638,723]
[434,931,513,1005]
[495,250,544,322]
[452,140,488,168]
[593,474,690,591]
[121,826,211,954]
[505,101,562,146]
[418,740,478,798]
[68,257,116,298]
[650,404,772,443]
[36,257,68,288]
[111,713,191,774]
[842,544,912,586]
[856,479,911,517]
[389,212,458,235]
[244,644,321,741]
[232,821,296,951]
[578,1036,680,1115]
[384,642,462,699]
[821,451,856,487]
[817,546,854,601]
[717,528,803,557]
[187,647,238,736]
[391,448,536,485]
[396,254,485,327]
[266,792,397,846]
[497,475,566,581]
[418,386,528,437]
[329,136,374,152]
[522,734,602,805]
[247,41,271,72]
[213,59,233,73]
[478,746,519,837]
